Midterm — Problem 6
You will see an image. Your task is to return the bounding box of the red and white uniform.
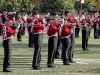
[1,24,17,40]
[1,14,7,19]
[81,19,87,27]
[60,24,72,38]
[66,17,76,28]
[81,18,92,27]
[98,18,100,29]
[27,17,32,26]
[7,15,13,21]
[86,18,92,25]
[47,23,60,37]
[32,19,44,34]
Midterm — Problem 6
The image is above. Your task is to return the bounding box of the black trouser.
[55,35,61,58]
[75,25,80,38]
[28,26,34,47]
[89,26,91,37]
[17,26,23,41]
[61,38,70,64]
[82,27,89,50]
[32,33,43,67]
[21,26,25,35]
[69,28,75,62]
[0,25,2,36]
[3,39,12,69]
[47,36,58,66]
[94,21,99,39]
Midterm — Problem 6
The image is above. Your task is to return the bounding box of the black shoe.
[86,48,89,50]
[47,65,56,68]
[63,63,71,65]
[83,48,89,50]
[18,40,22,42]
[69,61,76,63]
[28,45,33,48]
[3,68,12,72]
[55,56,60,59]
[33,67,42,70]
[94,37,99,39]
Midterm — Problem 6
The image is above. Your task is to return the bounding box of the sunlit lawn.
[0,32,100,75]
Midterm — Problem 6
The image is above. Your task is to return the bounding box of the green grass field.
[0,32,100,75]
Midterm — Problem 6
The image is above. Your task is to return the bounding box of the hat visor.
[46,18,54,20]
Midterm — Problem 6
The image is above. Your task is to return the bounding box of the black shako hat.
[45,16,55,21]
[2,17,10,23]
[28,11,32,15]
[65,10,69,15]
[50,12,58,16]
[33,11,39,16]
[3,9,7,11]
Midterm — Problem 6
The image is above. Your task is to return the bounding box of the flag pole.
[80,0,82,15]
[80,0,84,15]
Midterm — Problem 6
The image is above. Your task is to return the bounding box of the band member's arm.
[50,25,60,32]
[33,20,45,30]
[6,22,20,35]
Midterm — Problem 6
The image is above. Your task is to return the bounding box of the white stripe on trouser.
[3,26,7,39]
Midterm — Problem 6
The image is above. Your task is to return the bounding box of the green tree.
[0,0,5,11]
[90,0,100,9]
[40,0,74,13]
[0,0,35,12]
[74,0,92,11]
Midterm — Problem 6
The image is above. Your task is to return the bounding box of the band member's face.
[54,19,59,25]
[3,11,7,15]
[34,14,40,19]
[49,20,54,24]
[67,13,71,16]
[29,13,32,17]
[5,21,11,26]
[17,15,21,19]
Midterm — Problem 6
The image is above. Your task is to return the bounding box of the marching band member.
[0,13,2,36]
[75,15,80,38]
[60,20,73,65]
[97,16,100,37]
[81,15,91,50]
[26,11,34,47]
[1,17,21,72]
[51,12,62,59]
[0,9,8,36]
[1,9,8,19]
[46,16,60,68]
[21,15,26,35]
[15,13,24,41]
[93,12,100,39]
[32,11,45,70]
[65,11,76,63]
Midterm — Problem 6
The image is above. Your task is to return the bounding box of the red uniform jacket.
[1,24,17,40]
[26,18,32,23]
[81,19,86,26]
[47,23,60,36]
[15,16,24,22]
[81,19,92,26]
[86,19,92,25]
[94,16,99,22]
[1,14,7,19]
[67,17,75,28]
[60,25,72,38]
[33,19,44,34]
[7,15,13,21]
[98,19,100,29]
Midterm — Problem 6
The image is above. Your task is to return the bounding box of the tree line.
[0,0,99,13]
